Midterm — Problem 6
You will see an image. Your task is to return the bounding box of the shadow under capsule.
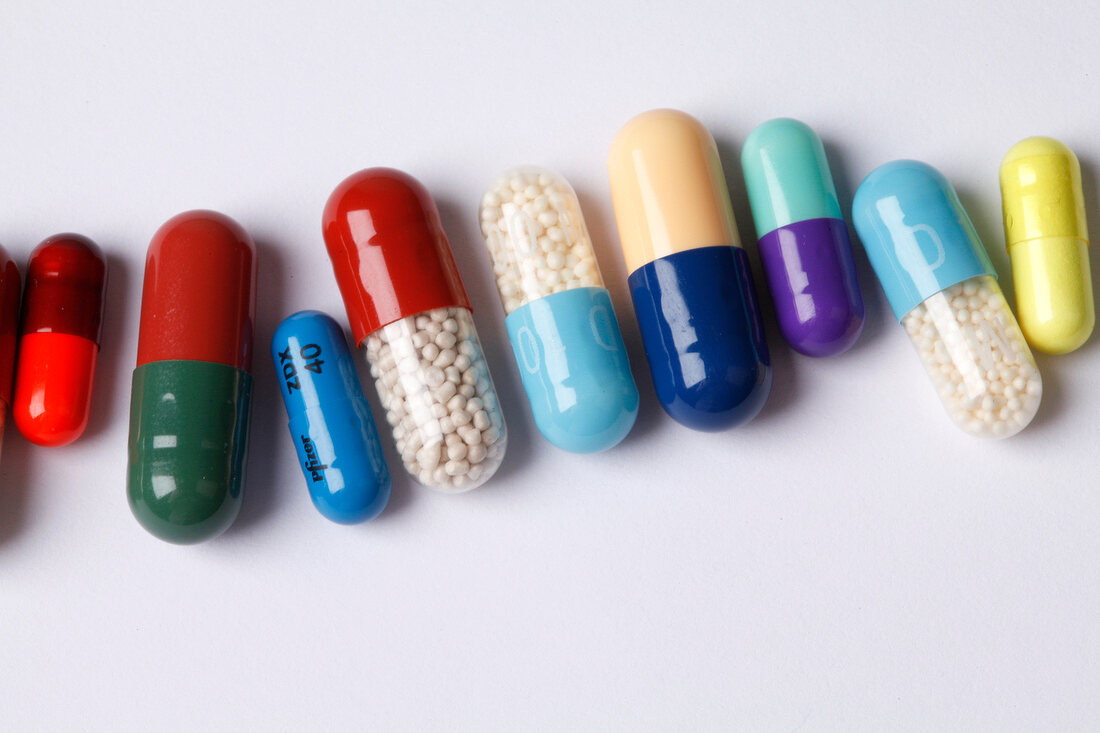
[228,232,419,532]
[350,343,417,520]
[822,137,890,354]
[0,426,35,548]
[1016,151,1100,428]
[433,195,536,490]
[225,235,297,536]
[573,183,663,447]
[951,186,1066,433]
[713,135,796,427]
[1072,154,1100,357]
[82,250,131,442]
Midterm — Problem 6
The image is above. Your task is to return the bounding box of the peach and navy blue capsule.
[741,119,864,357]
[608,109,771,431]
[272,311,390,524]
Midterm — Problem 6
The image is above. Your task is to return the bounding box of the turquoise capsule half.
[480,166,639,452]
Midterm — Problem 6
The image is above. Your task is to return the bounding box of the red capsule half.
[323,167,471,344]
[13,234,107,446]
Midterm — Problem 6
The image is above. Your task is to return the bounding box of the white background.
[1,1,1098,730]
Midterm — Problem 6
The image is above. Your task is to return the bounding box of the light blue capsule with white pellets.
[479,166,639,453]
[272,310,391,523]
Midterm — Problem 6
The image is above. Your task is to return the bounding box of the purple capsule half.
[757,217,863,357]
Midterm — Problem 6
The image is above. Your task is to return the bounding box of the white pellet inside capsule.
[365,307,506,491]
[480,166,603,315]
[902,275,1041,438]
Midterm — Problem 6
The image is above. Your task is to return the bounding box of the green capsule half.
[127,360,252,544]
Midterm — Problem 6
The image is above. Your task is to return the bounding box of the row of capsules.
[119,110,1094,543]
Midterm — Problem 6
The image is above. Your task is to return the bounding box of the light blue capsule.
[271,310,390,523]
[480,166,638,452]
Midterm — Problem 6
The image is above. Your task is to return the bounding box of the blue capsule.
[480,166,639,452]
[271,310,391,523]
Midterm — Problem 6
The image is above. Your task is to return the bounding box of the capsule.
[271,311,391,523]
[607,109,771,431]
[741,119,865,356]
[12,235,107,446]
[127,211,257,544]
[853,161,1041,438]
[1000,137,1094,354]
[478,166,638,453]
[0,246,20,458]
[324,168,507,492]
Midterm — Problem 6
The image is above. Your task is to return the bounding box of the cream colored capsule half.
[607,109,741,274]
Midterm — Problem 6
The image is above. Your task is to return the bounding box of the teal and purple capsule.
[272,310,390,523]
[741,118,865,357]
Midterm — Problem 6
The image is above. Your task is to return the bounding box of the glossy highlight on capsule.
[741,118,864,356]
[608,109,771,431]
[324,168,507,492]
[0,246,20,458]
[13,234,107,447]
[272,311,391,523]
[479,166,638,453]
[1000,136,1094,354]
[853,160,1041,438]
[127,210,257,544]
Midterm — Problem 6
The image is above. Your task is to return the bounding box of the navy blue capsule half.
[628,246,771,431]
[271,310,391,523]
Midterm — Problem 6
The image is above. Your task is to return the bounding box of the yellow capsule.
[999,137,1094,354]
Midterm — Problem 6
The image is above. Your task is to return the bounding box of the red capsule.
[13,234,107,446]
[324,169,507,492]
